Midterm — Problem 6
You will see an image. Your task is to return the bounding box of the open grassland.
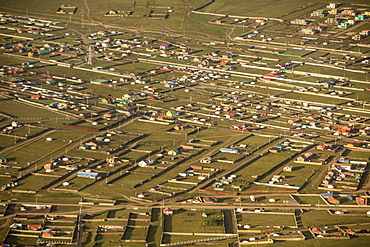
[0,99,69,119]
[301,210,370,227]
[1,131,84,166]
[235,151,296,183]
[166,209,225,233]
[13,174,56,191]
[236,211,296,227]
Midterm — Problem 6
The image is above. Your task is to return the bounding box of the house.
[291,19,309,25]
[42,230,56,237]
[283,165,293,172]
[296,152,313,162]
[106,156,118,164]
[44,163,53,170]
[352,34,364,40]
[103,113,113,119]
[95,136,104,141]
[166,110,177,117]
[269,147,281,153]
[138,159,154,167]
[328,197,340,204]
[163,207,173,215]
[311,227,323,234]
[77,171,100,179]
[79,144,90,150]
[325,17,339,24]
[215,19,222,24]
[168,149,179,156]
[202,196,218,203]
[202,59,213,66]
[220,148,239,154]
[198,174,209,180]
[174,124,184,131]
[225,113,236,119]
[316,143,336,152]
[328,9,338,15]
[28,51,38,57]
[311,10,326,17]
[271,175,285,183]
[221,52,232,59]
[338,163,352,171]
[85,141,98,147]
[342,9,356,16]
[346,229,355,235]
[356,197,368,205]
[159,44,169,49]
[11,121,20,127]
[10,223,22,229]
[27,224,43,230]
[347,19,356,25]
[200,157,212,164]
[355,14,366,20]
[300,28,317,35]
[0,157,7,163]
[339,22,349,29]
[101,98,113,104]
[327,3,338,8]
[359,30,370,36]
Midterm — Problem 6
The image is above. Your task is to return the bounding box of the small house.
[221,52,232,59]
[163,207,173,215]
[356,197,368,205]
[0,157,7,163]
[283,165,293,172]
[27,224,43,230]
[166,110,177,117]
[77,171,100,179]
[198,174,209,180]
[44,163,53,170]
[220,148,239,154]
[328,197,340,204]
[174,124,184,131]
[271,175,285,183]
[138,159,154,167]
[200,157,212,164]
[106,156,118,164]
[311,227,323,234]
[159,44,169,49]
[168,149,179,156]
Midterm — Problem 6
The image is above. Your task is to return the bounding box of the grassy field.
[12,174,56,191]
[0,99,69,119]
[1,131,84,166]
[235,150,296,183]
[236,211,296,228]
[165,209,225,233]
[301,210,370,227]
[4,236,38,246]
[59,176,98,191]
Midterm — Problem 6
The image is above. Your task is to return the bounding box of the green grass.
[12,174,56,191]
[2,131,84,166]
[301,210,370,227]
[236,211,296,227]
[235,151,296,183]
[167,209,225,233]
[0,99,69,119]
[110,172,151,187]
